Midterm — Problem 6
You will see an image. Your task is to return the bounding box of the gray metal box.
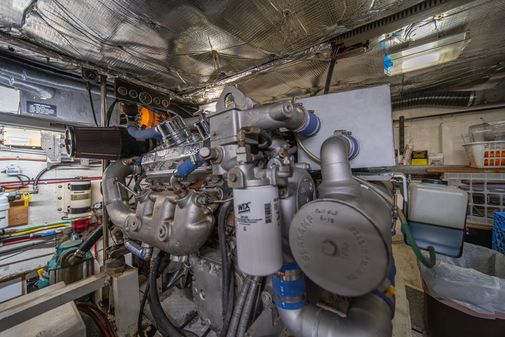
[297,85,395,169]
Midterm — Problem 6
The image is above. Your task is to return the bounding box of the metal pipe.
[318,133,360,198]
[278,293,393,337]
[100,74,110,252]
[242,102,320,137]
[102,159,136,229]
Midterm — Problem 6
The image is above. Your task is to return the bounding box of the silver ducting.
[318,133,361,198]
[278,294,393,337]
[289,133,393,297]
[102,159,137,228]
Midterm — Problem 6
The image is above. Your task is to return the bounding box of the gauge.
[128,89,138,98]
[117,86,128,96]
[161,99,169,108]
[153,97,161,105]
[139,92,153,105]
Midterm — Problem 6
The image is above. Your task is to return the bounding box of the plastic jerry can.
[407,182,468,257]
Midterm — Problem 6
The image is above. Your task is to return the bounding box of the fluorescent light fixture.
[384,32,470,76]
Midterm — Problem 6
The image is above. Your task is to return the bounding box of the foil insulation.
[0,0,505,104]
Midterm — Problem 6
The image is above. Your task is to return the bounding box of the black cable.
[106,99,119,127]
[138,282,150,337]
[12,175,28,186]
[324,42,340,95]
[221,268,235,337]
[33,164,59,191]
[218,200,233,334]
[149,251,184,337]
[86,81,100,127]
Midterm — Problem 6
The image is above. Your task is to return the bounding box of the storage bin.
[463,141,505,168]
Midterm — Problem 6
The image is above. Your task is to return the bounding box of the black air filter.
[65,126,149,160]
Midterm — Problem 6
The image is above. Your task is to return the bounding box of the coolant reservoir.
[234,185,282,276]
[408,182,468,257]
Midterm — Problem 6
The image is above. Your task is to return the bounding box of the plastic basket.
[492,212,505,254]
[463,141,505,168]
[444,173,505,226]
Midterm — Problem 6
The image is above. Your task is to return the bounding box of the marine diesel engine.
[75,86,395,337]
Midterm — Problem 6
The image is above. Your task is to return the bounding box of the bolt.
[199,147,212,159]
[321,240,338,256]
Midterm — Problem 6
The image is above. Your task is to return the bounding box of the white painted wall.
[0,149,102,225]
[393,106,505,165]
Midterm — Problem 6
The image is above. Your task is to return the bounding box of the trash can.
[420,243,505,337]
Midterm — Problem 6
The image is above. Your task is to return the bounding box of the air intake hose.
[392,91,478,110]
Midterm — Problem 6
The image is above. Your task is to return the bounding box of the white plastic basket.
[463,141,505,168]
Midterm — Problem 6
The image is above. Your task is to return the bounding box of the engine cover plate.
[289,199,389,297]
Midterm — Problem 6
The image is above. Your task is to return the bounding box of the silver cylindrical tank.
[234,185,282,276]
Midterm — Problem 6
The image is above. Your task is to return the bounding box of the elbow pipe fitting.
[102,159,137,228]
[273,263,393,337]
[318,132,361,198]
[277,294,393,337]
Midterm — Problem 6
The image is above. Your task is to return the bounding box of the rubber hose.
[237,277,261,337]
[138,282,150,337]
[78,226,103,254]
[149,251,184,337]
[257,130,272,149]
[226,277,252,337]
[220,271,235,337]
[218,200,233,325]
[401,222,436,268]
[392,91,477,110]
[33,164,60,191]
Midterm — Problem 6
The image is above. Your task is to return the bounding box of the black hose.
[86,81,100,127]
[323,42,339,95]
[149,251,184,337]
[106,99,119,127]
[218,200,233,329]
[257,130,272,150]
[221,271,235,337]
[78,226,103,253]
[13,175,29,186]
[392,91,477,110]
[138,282,150,337]
[33,165,60,191]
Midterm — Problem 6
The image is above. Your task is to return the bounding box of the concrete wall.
[392,106,505,165]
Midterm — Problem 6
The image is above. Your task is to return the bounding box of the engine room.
[1,1,505,337]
